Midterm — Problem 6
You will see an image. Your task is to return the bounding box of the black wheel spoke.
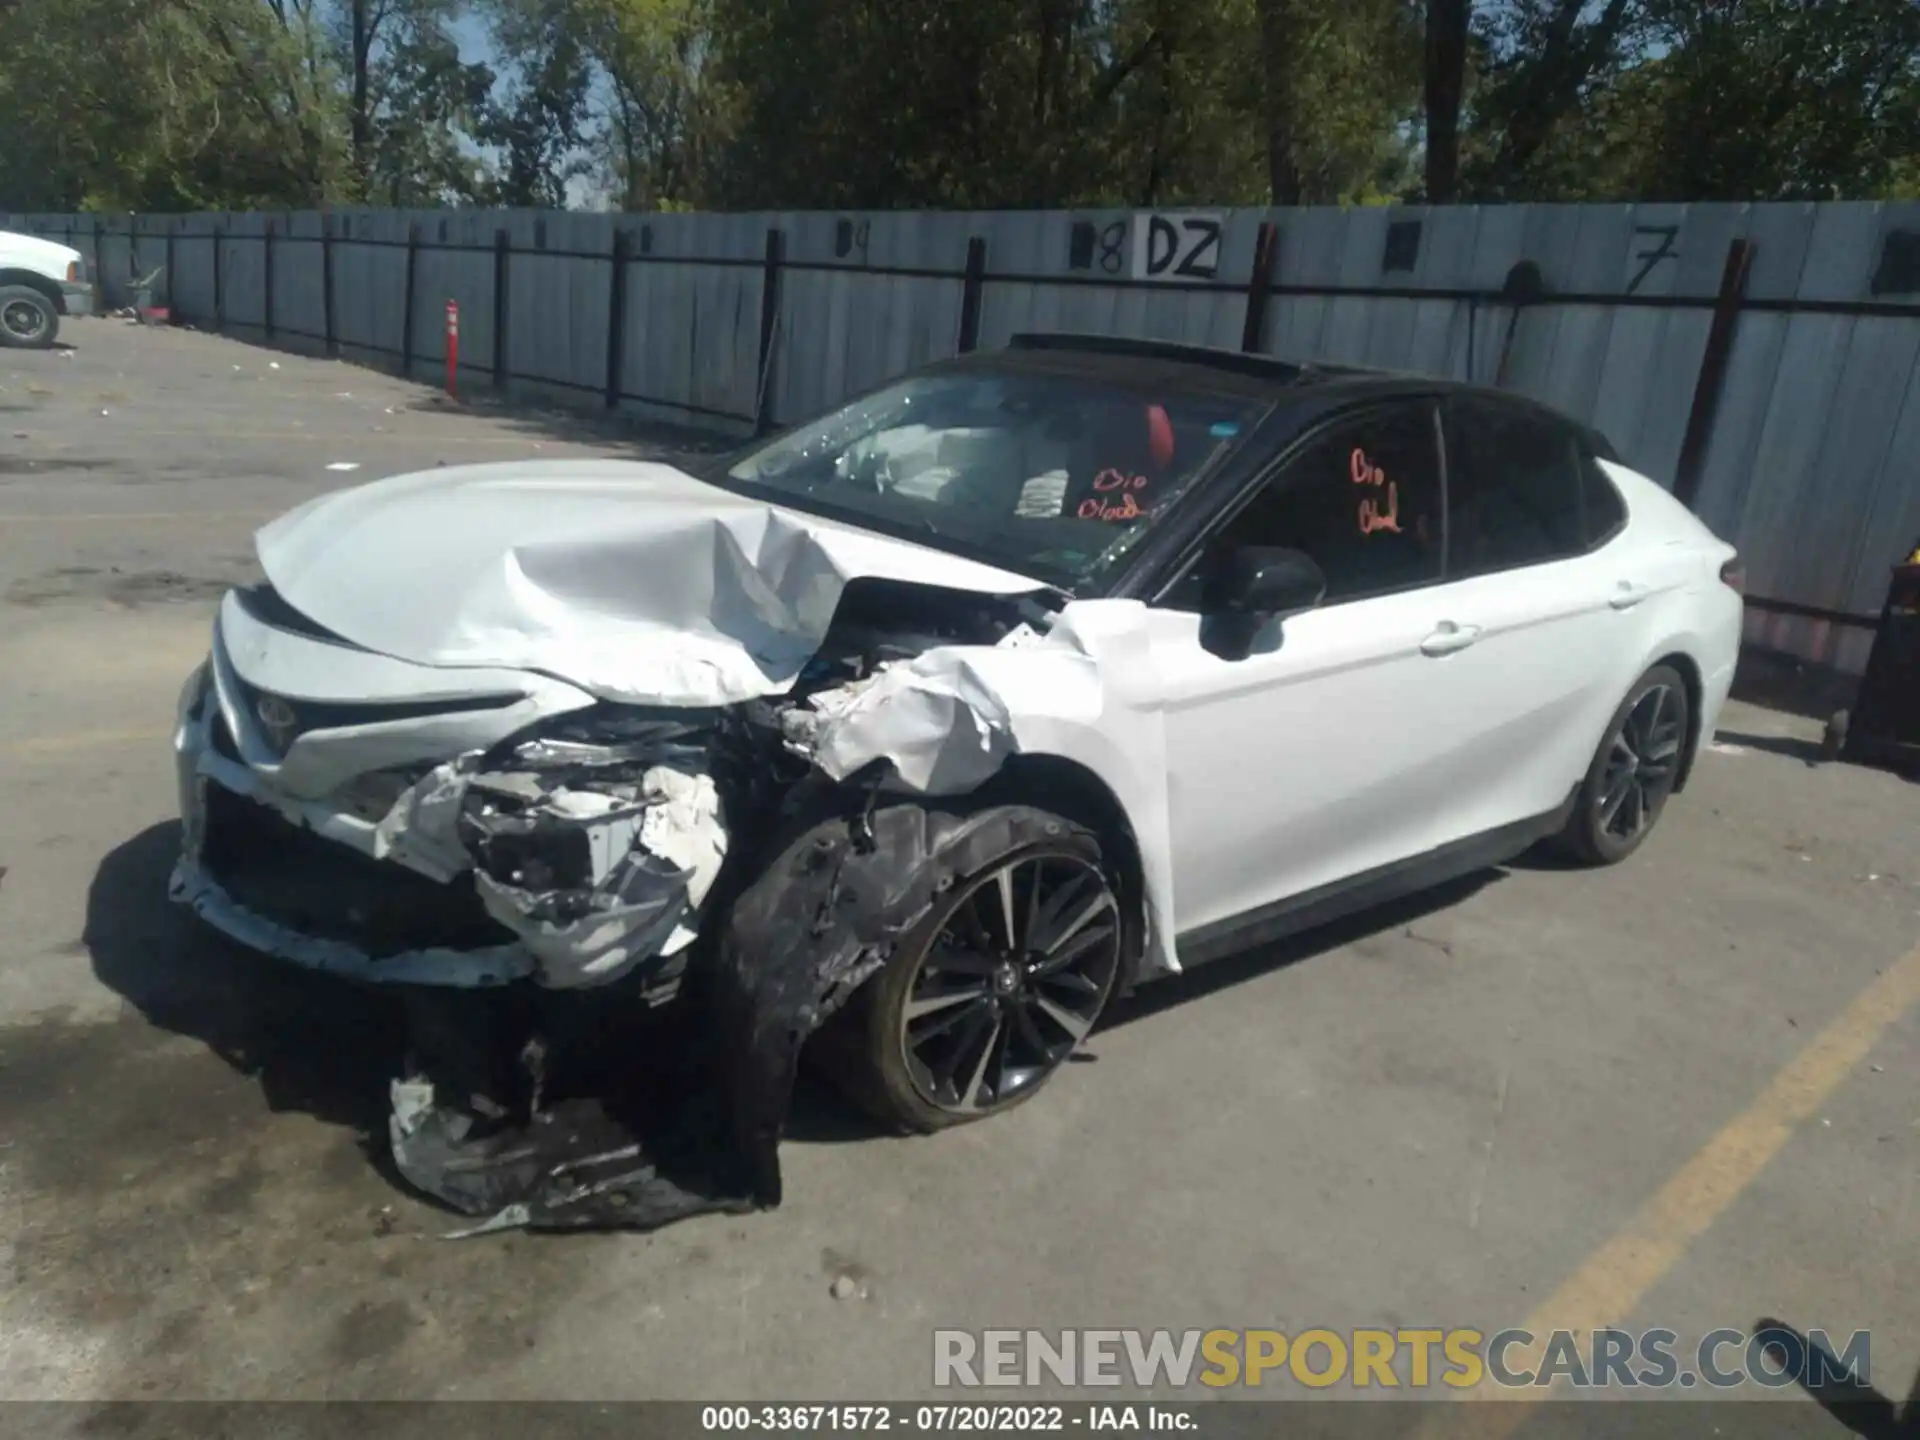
[961,1016,1006,1110]
[904,981,989,1021]
[912,994,992,1048]
[1009,999,1055,1060]
[1033,967,1102,1000]
[929,1002,998,1090]
[1031,921,1115,977]
[1032,994,1094,1043]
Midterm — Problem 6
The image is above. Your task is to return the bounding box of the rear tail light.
[1719,556,1745,594]
[65,260,82,283]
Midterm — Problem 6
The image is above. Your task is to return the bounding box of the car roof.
[957,332,1616,457]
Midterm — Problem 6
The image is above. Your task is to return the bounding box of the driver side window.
[1161,402,1446,611]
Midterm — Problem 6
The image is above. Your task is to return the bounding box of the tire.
[0,285,58,349]
[820,807,1125,1133]
[1555,664,1691,866]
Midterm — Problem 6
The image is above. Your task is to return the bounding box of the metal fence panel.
[10,199,1920,676]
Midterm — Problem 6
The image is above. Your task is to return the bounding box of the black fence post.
[604,227,630,409]
[92,215,104,304]
[956,236,987,353]
[321,213,337,357]
[400,222,420,377]
[1240,221,1280,353]
[213,222,226,331]
[755,227,786,435]
[1672,238,1756,513]
[262,218,276,344]
[492,228,511,389]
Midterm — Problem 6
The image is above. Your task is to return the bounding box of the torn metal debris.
[388,794,1092,1233]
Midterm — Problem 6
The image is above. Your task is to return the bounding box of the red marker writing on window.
[1350,446,1401,533]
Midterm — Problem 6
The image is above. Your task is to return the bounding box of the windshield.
[717,370,1263,592]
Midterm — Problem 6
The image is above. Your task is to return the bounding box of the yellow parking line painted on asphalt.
[1,728,166,758]
[1420,936,1920,1437]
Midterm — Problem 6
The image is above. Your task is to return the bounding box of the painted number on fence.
[1133,212,1225,282]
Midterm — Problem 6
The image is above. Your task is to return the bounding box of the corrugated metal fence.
[10,201,1920,674]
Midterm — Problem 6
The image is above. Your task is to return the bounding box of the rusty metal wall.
[6,201,1919,675]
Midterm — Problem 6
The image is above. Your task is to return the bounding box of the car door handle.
[1609,582,1653,610]
[1420,622,1483,656]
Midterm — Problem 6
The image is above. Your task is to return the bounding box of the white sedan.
[170,334,1742,1226]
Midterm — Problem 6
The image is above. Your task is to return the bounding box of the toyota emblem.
[255,693,299,739]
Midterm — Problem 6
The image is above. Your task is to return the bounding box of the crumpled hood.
[256,459,1050,707]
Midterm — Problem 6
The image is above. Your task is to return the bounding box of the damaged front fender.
[783,599,1181,981]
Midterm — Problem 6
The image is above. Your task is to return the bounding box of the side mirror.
[1215,546,1325,618]
[1201,546,1326,661]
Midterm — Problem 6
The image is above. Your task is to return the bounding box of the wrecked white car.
[172,334,1743,1231]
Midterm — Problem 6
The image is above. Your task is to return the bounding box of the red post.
[445,300,460,400]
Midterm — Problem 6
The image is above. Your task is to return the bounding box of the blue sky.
[449,11,496,69]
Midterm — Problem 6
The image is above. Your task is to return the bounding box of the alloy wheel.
[897,854,1120,1116]
[1597,683,1684,843]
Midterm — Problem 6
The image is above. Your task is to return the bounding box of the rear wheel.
[1556,664,1690,865]
[825,813,1124,1132]
[0,286,58,349]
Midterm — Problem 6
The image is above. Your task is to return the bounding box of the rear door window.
[1446,400,1593,578]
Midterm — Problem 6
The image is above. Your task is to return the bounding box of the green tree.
[336,0,493,204]
[1458,0,1644,198]
[479,0,594,206]
[1621,0,1920,201]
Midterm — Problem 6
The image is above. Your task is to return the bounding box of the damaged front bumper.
[169,610,731,993]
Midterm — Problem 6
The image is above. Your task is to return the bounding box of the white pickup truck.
[0,229,94,348]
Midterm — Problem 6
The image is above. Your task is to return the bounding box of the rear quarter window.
[1581,452,1628,545]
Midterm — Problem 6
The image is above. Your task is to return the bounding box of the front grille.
[201,783,514,961]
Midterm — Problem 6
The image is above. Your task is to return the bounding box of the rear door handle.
[1420,621,1483,657]
[1610,582,1653,610]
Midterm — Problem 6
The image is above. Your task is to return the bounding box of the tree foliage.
[0,0,1913,213]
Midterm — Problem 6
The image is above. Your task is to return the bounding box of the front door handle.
[1610,581,1653,610]
[1420,621,1483,657]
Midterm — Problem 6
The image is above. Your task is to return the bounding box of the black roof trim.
[1006,332,1385,387]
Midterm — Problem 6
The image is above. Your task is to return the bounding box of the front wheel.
[823,811,1125,1132]
[1555,664,1691,865]
[0,286,59,349]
